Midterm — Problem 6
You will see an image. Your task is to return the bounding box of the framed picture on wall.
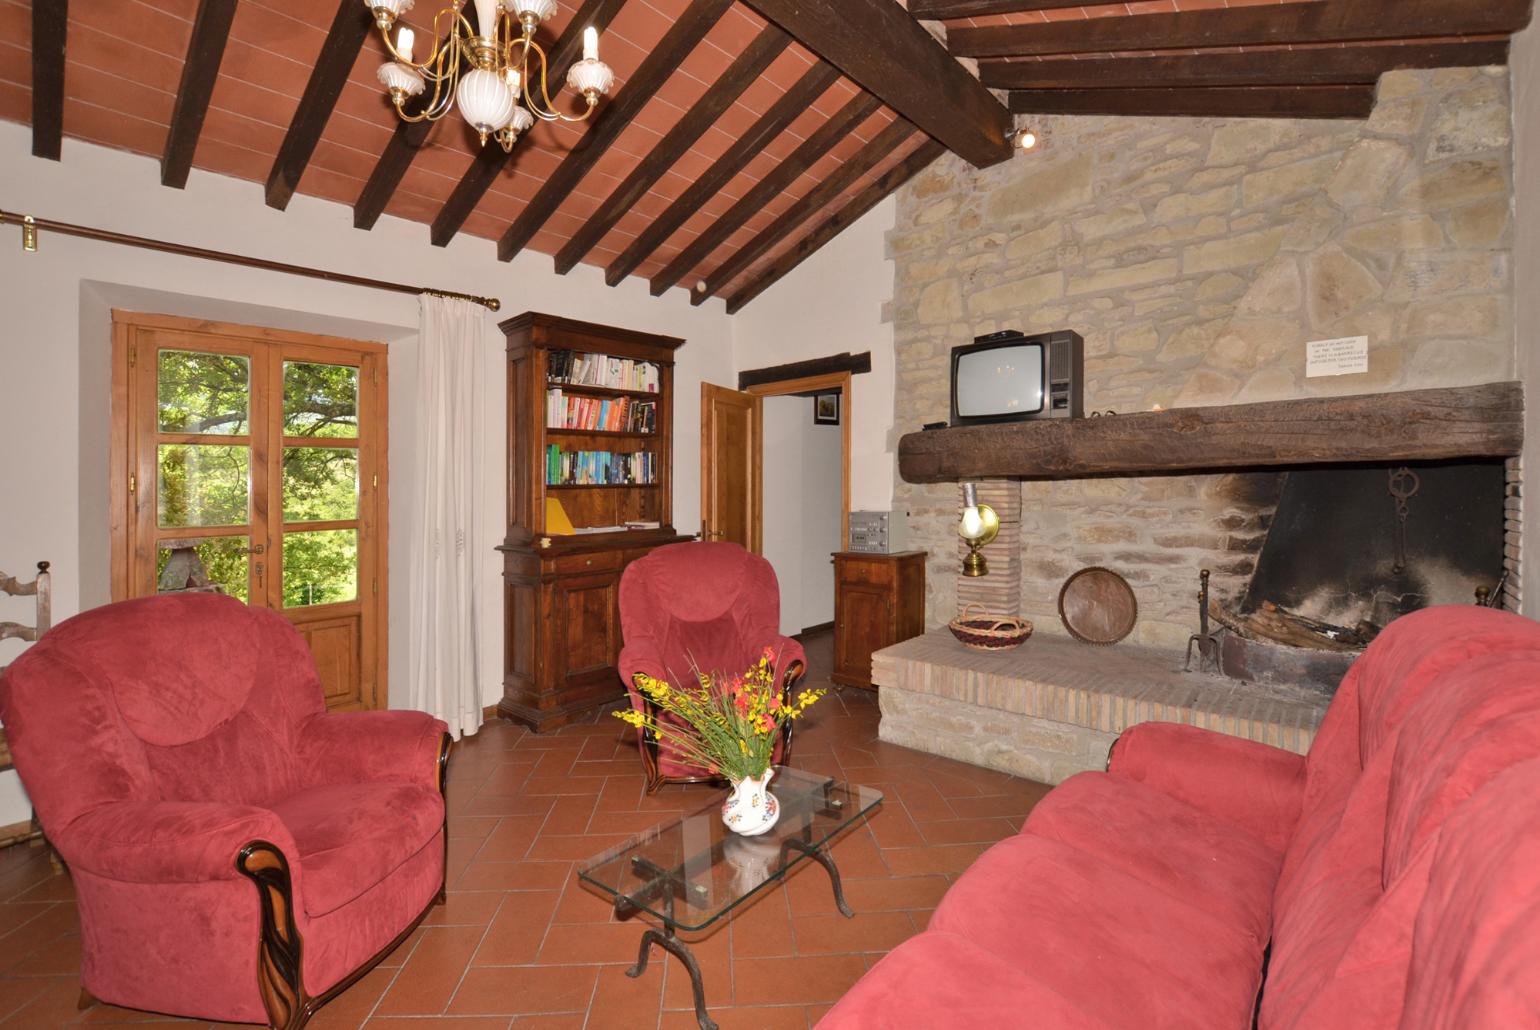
[813,392,840,426]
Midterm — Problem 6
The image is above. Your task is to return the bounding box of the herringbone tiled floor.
[0,632,1050,1029]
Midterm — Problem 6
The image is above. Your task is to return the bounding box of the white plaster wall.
[730,198,898,512]
[759,396,842,635]
[0,123,735,823]
[1516,21,1540,615]
[800,418,842,628]
[761,396,806,638]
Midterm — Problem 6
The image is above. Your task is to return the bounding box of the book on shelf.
[544,388,657,433]
[545,445,656,486]
[546,349,660,393]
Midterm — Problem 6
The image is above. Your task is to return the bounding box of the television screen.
[954,343,1044,420]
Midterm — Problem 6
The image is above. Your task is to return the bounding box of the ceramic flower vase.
[721,768,780,836]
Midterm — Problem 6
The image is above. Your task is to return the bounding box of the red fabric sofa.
[0,593,450,1028]
[819,605,1540,1028]
[618,541,806,790]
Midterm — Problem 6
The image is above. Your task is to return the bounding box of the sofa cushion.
[816,931,1102,1029]
[1025,771,1282,945]
[272,782,444,917]
[930,833,1265,1028]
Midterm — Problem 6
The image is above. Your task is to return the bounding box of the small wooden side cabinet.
[832,551,926,689]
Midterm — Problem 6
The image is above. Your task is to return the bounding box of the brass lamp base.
[959,503,999,578]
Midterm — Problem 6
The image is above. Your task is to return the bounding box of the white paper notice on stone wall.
[1305,336,1370,378]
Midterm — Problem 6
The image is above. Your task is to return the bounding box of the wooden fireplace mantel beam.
[897,382,1524,483]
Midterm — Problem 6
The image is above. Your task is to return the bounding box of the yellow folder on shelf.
[545,496,576,535]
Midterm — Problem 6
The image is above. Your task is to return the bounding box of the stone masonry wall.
[888,68,1516,650]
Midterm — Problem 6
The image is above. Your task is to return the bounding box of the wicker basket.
[948,603,1033,651]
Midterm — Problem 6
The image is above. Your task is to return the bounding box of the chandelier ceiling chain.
[366,0,615,153]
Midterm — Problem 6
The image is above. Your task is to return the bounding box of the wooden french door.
[111,313,387,711]
[700,383,763,553]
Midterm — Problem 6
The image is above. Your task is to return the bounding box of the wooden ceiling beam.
[950,0,1536,58]
[553,23,790,275]
[910,0,1093,16]
[429,0,628,247]
[30,0,68,160]
[981,41,1511,91]
[265,0,372,210]
[725,139,945,314]
[353,119,433,230]
[603,60,840,287]
[741,0,1011,168]
[695,119,915,305]
[1008,85,1378,120]
[648,91,883,297]
[496,0,736,263]
[163,0,238,189]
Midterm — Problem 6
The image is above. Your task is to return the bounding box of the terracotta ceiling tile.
[61,98,164,159]
[0,38,31,91]
[0,81,26,124]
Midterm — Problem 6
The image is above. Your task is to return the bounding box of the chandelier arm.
[378,6,471,78]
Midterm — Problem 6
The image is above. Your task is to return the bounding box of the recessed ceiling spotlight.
[694,280,708,293]
[1014,128,1038,151]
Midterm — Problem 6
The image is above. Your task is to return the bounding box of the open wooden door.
[700,383,762,552]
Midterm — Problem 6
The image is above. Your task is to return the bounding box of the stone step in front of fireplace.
[874,629,1329,785]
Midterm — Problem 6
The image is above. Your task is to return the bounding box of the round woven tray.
[948,603,1033,651]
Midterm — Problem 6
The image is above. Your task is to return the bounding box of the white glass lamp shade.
[377,61,425,99]
[503,0,558,22]
[507,105,535,136]
[456,68,516,136]
[566,58,614,99]
[364,0,414,29]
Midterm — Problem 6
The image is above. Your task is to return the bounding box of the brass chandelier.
[366,0,615,152]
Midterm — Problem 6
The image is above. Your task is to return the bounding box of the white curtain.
[408,295,485,738]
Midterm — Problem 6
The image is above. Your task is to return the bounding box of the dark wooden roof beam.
[31,0,68,160]
[726,139,946,313]
[553,22,791,275]
[265,0,372,210]
[1008,85,1378,120]
[949,0,1536,58]
[163,0,239,189]
[741,0,1011,167]
[602,60,840,287]
[429,0,629,247]
[648,91,883,296]
[981,41,1511,91]
[496,0,736,262]
[694,119,916,305]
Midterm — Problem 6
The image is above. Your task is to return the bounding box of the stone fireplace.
[873,66,1522,780]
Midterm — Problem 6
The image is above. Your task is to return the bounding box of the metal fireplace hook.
[1185,569,1222,673]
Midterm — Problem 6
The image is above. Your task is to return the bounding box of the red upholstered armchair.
[0,593,451,1030]
[618,542,807,792]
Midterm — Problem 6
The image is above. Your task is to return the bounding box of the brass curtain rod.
[0,208,501,312]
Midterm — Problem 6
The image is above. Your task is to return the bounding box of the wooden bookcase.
[497,312,692,732]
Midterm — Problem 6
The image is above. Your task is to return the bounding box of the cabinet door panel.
[836,585,892,683]
[554,574,621,677]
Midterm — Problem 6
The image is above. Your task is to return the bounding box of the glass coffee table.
[577,767,883,1030]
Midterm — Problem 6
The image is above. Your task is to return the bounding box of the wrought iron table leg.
[626,927,717,1030]
[783,838,854,918]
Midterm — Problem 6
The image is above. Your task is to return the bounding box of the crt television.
[949,329,1084,426]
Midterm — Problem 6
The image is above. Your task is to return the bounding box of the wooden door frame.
[109,311,389,709]
[744,371,853,550]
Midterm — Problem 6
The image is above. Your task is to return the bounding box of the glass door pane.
[280,360,362,610]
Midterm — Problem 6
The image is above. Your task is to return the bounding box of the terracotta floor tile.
[584,964,663,1030]
[448,965,600,1016]
[916,816,1021,845]
[0,631,1048,1028]
[728,955,867,1007]
[474,892,562,966]
[375,924,487,1016]
[659,1005,809,1030]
